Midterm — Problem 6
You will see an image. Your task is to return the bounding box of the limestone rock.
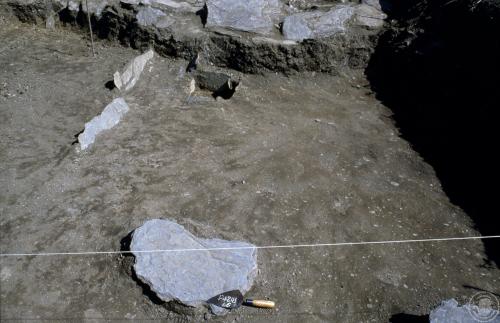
[113,49,154,91]
[78,98,129,150]
[206,0,282,35]
[130,219,258,313]
[282,5,355,41]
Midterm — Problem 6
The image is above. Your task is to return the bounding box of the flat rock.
[282,5,355,41]
[113,49,154,91]
[130,219,258,313]
[206,0,282,35]
[78,97,129,150]
[136,7,166,26]
[355,4,387,29]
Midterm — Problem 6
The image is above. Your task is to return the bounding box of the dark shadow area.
[119,230,134,255]
[212,79,239,100]
[71,129,84,145]
[58,4,90,27]
[389,313,429,323]
[366,0,500,265]
[105,79,116,90]
[196,4,208,27]
[119,230,165,305]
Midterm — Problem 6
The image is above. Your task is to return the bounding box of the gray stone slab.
[282,5,355,41]
[206,0,282,35]
[130,219,258,313]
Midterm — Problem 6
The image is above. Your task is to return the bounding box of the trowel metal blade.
[207,290,244,309]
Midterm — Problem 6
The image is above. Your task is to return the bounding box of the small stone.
[114,50,154,92]
[78,98,129,150]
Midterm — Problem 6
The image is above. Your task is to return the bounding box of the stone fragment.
[78,98,129,150]
[130,219,258,314]
[113,49,154,91]
[355,4,386,29]
[282,5,354,41]
[206,0,282,35]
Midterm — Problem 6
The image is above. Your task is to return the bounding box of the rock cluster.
[4,0,389,73]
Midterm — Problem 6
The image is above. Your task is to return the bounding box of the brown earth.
[0,19,499,322]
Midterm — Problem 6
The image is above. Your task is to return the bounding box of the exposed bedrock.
[1,0,387,74]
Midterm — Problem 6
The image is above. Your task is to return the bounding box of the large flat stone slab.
[130,219,258,313]
[206,0,282,35]
[282,5,355,41]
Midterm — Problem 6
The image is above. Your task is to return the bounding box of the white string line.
[1,235,499,258]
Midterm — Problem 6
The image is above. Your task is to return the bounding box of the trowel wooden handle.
[244,299,275,308]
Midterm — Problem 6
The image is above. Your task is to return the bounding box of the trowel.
[207,290,275,310]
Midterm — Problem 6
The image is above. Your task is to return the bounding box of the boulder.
[113,49,154,91]
[206,0,282,35]
[78,98,129,150]
[130,219,258,314]
[282,5,355,41]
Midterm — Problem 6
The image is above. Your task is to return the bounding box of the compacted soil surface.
[1,20,499,322]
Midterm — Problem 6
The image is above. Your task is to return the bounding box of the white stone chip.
[78,98,129,150]
[113,49,154,92]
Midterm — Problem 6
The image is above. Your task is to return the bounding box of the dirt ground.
[0,20,499,322]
